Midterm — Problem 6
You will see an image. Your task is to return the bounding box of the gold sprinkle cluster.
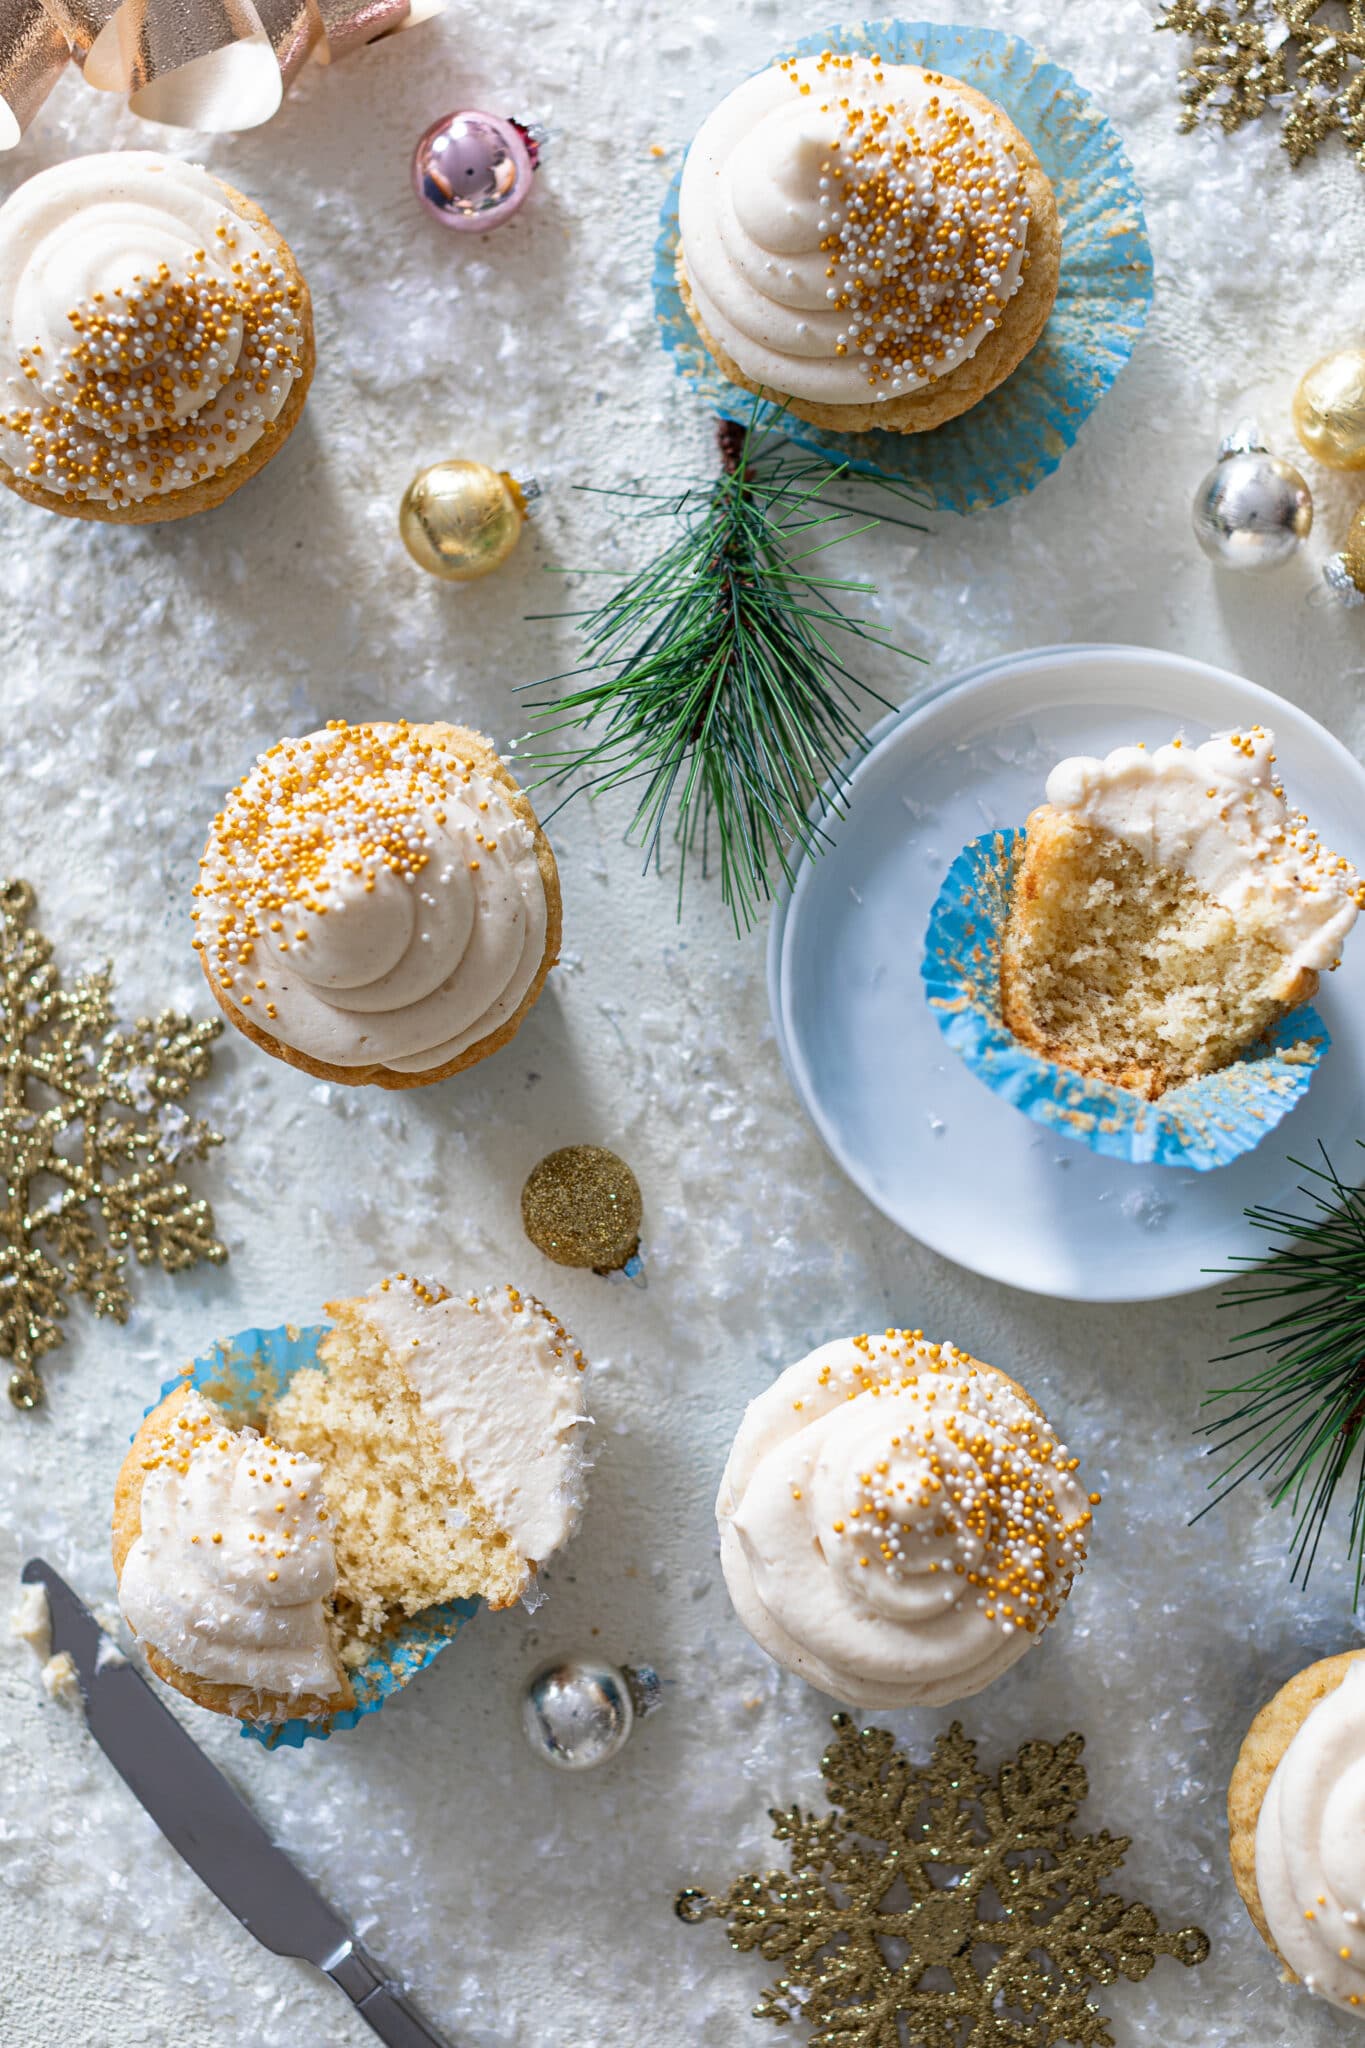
[193,722,482,1012]
[780,52,1030,391]
[803,1331,1095,1636]
[2,213,303,507]
[140,1396,329,1577]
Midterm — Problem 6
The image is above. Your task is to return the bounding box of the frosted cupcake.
[677,50,1060,435]
[717,1329,1095,1708]
[113,1275,590,1726]
[0,153,312,523]
[1002,728,1361,1099]
[1228,1653,1365,2016]
[192,720,561,1088]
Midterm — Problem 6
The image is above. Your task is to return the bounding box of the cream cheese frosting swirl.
[718,1331,1095,1707]
[1256,1660,1365,2015]
[678,52,1031,405]
[1044,726,1362,982]
[0,153,305,509]
[193,721,550,1074]
[353,1274,591,1573]
[118,1391,342,1705]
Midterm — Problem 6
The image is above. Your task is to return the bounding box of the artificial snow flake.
[0,879,227,1410]
[1157,0,1365,167]
[677,1714,1210,2048]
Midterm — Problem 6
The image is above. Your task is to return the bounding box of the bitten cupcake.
[1002,727,1361,1099]
[1228,1653,1365,2016]
[0,153,312,522]
[192,720,561,1088]
[717,1329,1095,1707]
[677,50,1060,435]
[113,1275,590,1727]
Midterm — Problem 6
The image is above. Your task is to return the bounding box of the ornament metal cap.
[1217,417,1268,461]
[1323,554,1365,607]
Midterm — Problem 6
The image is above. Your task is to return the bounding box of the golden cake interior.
[1000,809,1315,1100]
[269,1296,527,1663]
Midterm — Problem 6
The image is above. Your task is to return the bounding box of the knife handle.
[326,1939,457,2048]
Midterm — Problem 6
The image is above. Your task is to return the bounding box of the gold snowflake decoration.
[677,1714,1209,2048]
[1157,0,1365,167]
[0,879,227,1410]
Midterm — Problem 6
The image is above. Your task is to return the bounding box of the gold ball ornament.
[521,1146,643,1274]
[399,459,532,581]
[1293,350,1365,471]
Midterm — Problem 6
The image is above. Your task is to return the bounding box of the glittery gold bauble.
[399,459,528,581]
[521,1146,642,1273]
[1293,351,1365,472]
[1345,504,1365,588]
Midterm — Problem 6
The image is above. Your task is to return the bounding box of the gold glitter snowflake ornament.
[678,1715,1209,2047]
[0,880,227,1409]
[1157,0,1365,167]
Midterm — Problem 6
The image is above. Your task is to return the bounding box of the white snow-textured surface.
[3,6,1365,2046]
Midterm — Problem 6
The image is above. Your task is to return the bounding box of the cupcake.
[676,50,1060,435]
[1001,728,1361,1100]
[717,1328,1095,1708]
[113,1275,590,1726]
[0,153,312,523]
[1228,1653,1365,2015]
[192,720,561,1088]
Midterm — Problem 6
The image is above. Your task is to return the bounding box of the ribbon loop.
[0,0,439,145]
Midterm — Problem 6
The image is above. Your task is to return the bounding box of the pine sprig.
[520,404,928,933]
[1197,1141,1365,1595]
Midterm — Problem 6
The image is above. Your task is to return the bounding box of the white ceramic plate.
[767,644,1365,1302]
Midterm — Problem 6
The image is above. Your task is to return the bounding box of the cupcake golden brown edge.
[1228,1651,1364,1961]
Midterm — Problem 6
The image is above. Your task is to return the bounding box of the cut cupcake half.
[1000,728,1361,1100]
[272,1278,591,1648]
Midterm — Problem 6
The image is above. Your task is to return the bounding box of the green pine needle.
[519,402,929,934]
[1197,1141,1365,1597]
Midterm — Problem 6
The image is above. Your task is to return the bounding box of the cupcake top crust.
[192,721,549,1074]
[1255,1660,1365,2014]
[678,53,1033,407]
[1043,727,1362,980]
[117,1389,344,1703]
[718,1331,1095,1708]
[0,153,306,510]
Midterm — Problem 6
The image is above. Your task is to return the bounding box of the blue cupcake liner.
[921,829,1330,1171]
[654,18,1154,515]
[151,1324,479,1751]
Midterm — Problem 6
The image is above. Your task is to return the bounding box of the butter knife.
[23,1559,455,2048]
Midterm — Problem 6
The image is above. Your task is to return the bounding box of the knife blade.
[23,1559,457,2048]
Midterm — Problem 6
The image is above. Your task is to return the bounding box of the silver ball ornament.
[521,1656,661,1770]
[1192,420,1313,572]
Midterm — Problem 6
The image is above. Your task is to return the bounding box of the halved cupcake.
[1000,728,1360,1100]
[113,1276,589,1728]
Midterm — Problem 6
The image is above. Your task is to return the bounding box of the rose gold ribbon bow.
[0,0,441,142]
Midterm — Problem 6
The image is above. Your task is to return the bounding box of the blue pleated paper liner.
[654,19,1153,514]
[154,1324,479,1751]
[922,829,1330,1170]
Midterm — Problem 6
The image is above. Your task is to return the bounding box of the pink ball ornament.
[412,109,539,231]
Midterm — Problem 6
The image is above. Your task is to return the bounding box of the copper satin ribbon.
[0,0,438,140]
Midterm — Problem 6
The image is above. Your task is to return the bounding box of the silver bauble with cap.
[1192,420,1313,572]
